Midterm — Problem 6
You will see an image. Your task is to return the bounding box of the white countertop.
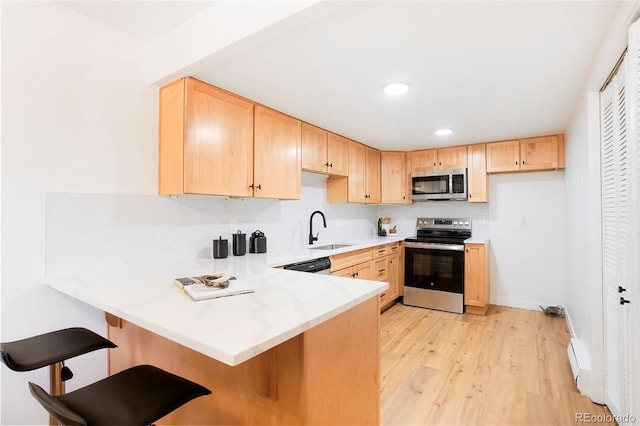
[46,237,399,367]
[464,237,490,244]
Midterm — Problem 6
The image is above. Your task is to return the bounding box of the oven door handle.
[404,242,465,251]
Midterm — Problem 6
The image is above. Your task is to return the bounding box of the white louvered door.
[600,18,639,423]
[626,18,640,423]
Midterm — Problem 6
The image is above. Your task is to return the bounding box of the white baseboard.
[489,297,558,312]
[568,338,592,396]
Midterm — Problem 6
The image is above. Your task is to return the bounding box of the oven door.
[404,242,465,293]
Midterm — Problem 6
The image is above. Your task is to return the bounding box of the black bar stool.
[2,328,212,425]
[1,327,117,425]
[29,364,211,425]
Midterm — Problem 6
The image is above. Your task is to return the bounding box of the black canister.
[213,236,228,259]
[249,230,267,253]
[232,230,247,256]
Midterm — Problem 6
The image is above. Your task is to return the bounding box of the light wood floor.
[380,303,614,425]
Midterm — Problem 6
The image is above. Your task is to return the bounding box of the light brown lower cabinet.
[330,247,373,278]
[331,243,402,311]
[380,251,401,311]
[464,241,490,315]
[105,296,380,425]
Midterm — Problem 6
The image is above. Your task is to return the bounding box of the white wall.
[1,2,156,424]
[563,1,640,401]
[489,172,565,310]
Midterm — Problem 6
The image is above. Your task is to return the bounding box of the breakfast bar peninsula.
[47,249,387,425]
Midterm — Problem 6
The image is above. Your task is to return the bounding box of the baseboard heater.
[567,338,591,395]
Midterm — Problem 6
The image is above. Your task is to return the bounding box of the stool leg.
[49,362,65,426]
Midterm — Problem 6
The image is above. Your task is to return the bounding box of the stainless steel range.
[404,218,471,313]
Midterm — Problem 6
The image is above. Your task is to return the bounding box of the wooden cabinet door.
[254,106,301,200]
[464,243,489,315]
[331,267,354,278]
[327,133,349,176]
[437,146,467,169]
[387,252,400,300]
[347,141,367,203]
[381,151,409,204]
[520,135,558,171]
[486,140,520,173]
[353,261,373,280]
[301,123,328,173]
[379,252,400,311]
[365,146,381,203]
[410,149,437,171]
[181,78,254,197]
[467,144,488,203]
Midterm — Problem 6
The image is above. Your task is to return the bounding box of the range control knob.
[465,221,470,226]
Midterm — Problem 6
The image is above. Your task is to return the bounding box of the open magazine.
[173,275,254,301]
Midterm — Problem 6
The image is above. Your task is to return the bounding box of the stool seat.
[1,327,116,372]
[29,364,212,425]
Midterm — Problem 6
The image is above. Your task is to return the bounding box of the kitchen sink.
[310,243,353,250]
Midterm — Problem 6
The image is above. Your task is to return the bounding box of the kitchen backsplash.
[44,173,376,277]
[378,202,490,239]
[45,172,490,278]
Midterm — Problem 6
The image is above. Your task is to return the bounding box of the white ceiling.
[59,1,621,151]
[58,1,214,42]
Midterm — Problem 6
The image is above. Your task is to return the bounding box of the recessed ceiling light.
[383,82,409,95]
[435,128,453,136]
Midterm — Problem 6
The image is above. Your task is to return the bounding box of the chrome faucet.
[309,210,327,245]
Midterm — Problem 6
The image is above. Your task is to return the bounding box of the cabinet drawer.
[372,245,388,259]
[373,258,388,281]
[387,242,400,254]
[330,248,372,272]
[379,290,388,307]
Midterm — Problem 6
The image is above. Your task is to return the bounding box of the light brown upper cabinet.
[467,144,488,203]
[365,146,381,203]
[486,139,519,173]
[347,141,366,202]
[520,135,560,171]
[381,151,410,204]
[486,134,564,173]
[436,145,468,169]
[158,78,301,199]
[301,123,327,173]
[410,146,467,171]
[254,105,301,200]
[327,141,380,203]
[159,77,254,197]
[410,148,437,171]
[301,125,348,176]
[327,133,349,176]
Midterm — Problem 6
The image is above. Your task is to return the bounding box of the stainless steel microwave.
[411,168,467,201]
